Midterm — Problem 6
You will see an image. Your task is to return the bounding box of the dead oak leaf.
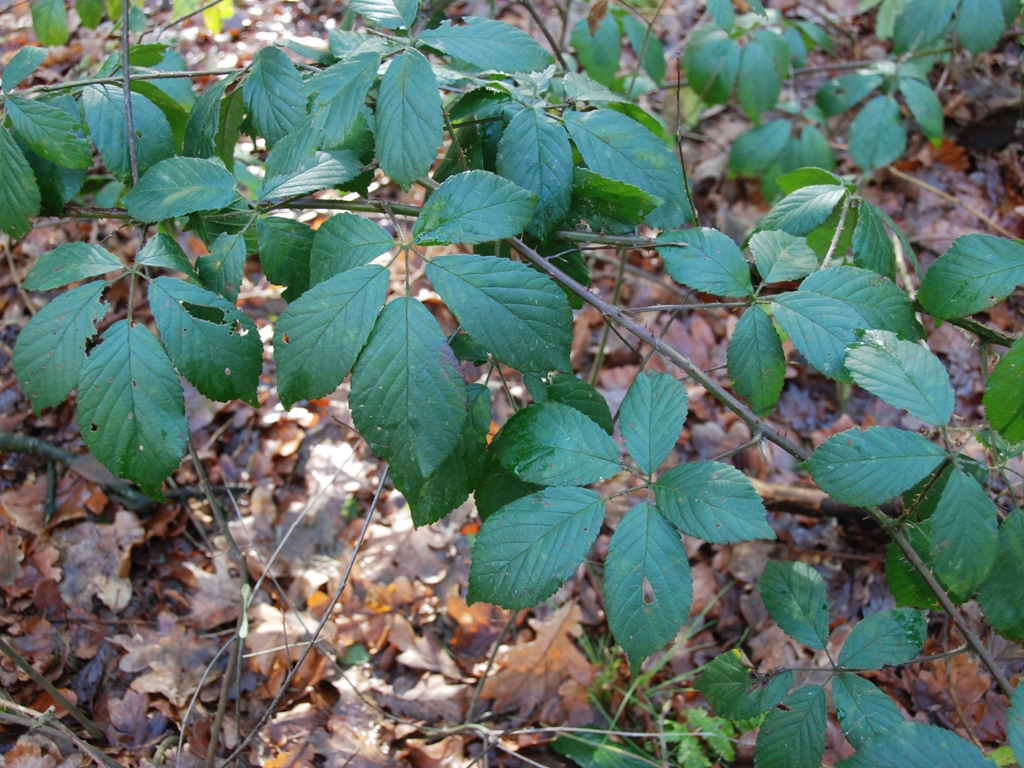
[51,511,143,612]
[182,552,241,631]
[481,603,596,724]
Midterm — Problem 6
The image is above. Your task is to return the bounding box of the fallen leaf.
[51,512,144,612]
[182,552,241,631]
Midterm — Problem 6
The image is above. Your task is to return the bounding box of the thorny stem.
[0,704,120,768]
[19,68,245,96]
[121,0,139,187]
[507,235,1016,698]
[588,248,628,386]
[820,195,852,270]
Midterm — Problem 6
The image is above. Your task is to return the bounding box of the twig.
[820,194,852,270]
[0,706,119,768]
[23,68,243,96]
[3,234,35,316]
[0,431,76,465]
[188,438,246,567]
[121,0,139,186]
[204,632,241,768]
[0,637,107,742]
[464,612,517,724]
[516,0,567,70]
[888,166,1017,240]
[588,249,628,386]
[217,466,389,766]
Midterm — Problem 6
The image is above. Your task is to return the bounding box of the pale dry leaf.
[481,603,596,723]
[182,552,241,631]
[404,734,466,768]
[51,511,143,612]
[389,614,464,680]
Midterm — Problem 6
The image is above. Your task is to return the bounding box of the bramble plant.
[3,0,1024,764]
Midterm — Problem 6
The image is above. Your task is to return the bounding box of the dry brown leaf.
[481,603,596,724]
[182,552,241,631]
[51,512,143,612]
[246,602,336,695]
[389,614,464,680]
[404,735,466,768]
[105,689,154,746]
[2,733,86,768]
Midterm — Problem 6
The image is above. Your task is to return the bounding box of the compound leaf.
[124,157,239,222]
[837,607,927,670]
[837,722,995,768]
[805,427,945,507]
[755,686,827,768]
[845,329,955,425]
[375,49,443,191]
[654,461,774,543]
[750,230,818,283]
[619,370,688,474]
[496,401,620,486]
[426,253,571,371]
[832,673,905,750]
[695,650,794,720]
[310,212,394,286]
[918,234,1024,320]
[13,281,107,413]
[759,561,829,650]
[929,467,998,596]
[419,17,553,73]
[274,265,388,409]
[468,486,604,610]
[983,337,1024,442]
[350,296,468,477]
[78,320,188,498]
[728,304,785,416]
[414,171,538,245]
[656,227,752,297]
[605,501,692,672]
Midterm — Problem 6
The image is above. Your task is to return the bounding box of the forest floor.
[1,0,1023,766]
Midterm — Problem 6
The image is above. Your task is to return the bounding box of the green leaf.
[605,501,692,671]
[13,282,107,413]
[695,650,794,720]
[683,28,739,105]
[427,253,571,371]
[837,722,996,767]
[656,227,752,297]
[474,441,543,520]
[6,95,92,170]
[350,297,468,477]
[374,49,442,191]
[76,0,104,27]
[495,109,573,240]
[776,167,846,196]
[984,337,1024,442]
[707,0,735,29]
[929,467,998,596]
[392,383,490,527]
[274,265,388,409]
[1010,679,1024,767]
[570,16,621,87]
[2,47,49,92]
[468,486,604,610]
[350,0,418,29]
[543,374,615,435]
[771,266,919,380]
[899,77,943,142]
[619,14,665,85]
[755,686,827,768]
[805,426,946,507]
[893,0,957,53]
[570,168,663,227]
[257,150,362,201]
[729,120,791,178]
[136,233,198,279]
[654,461,774,543]
[242,47,307,146]
[758,561,829,649]
[849,96,906,171]
[852,200,896,279]
[196,232,246,303]
[886,521,942,609]
[728,305,785,416]
[957,0,1005,55]
[979,511,1024,642]
[81,85,175,181]
[551,731,653,768]
[149,277,262,405]
[846,330,955,424]
[832,673,905,750]
[758,184,847,235]
[31,0,68,46]
[414,171,538,245]
[619,370,688,474]
[419,17,553,73]
[837,607,926,669]
[257,216,313,301]
[77,320,188,498]
[918,233,1024,320]
[124,157,239,222]
[564,108,693,230]
[0,125,41,239]
[737,40,779,122]
[24,242,125,291]
[815,72,883,116]
[496,401,620,486]
[750,230,818,283]
[183,75,234,163]
[309,212,393,286]
[308,53,380,145]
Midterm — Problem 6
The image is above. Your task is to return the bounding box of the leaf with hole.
[654,461,774,543]
[77,321,188,498]
[197,232,246,303]
[350,297,468,477]
[468,486,604,610]
[13,282,107,413]
[426,253,571,372]
[618,370,688,474]
[805,426,945,507]
[759,561,830,649]
[496,402,620,486]
[837,607,926,669]
[414,171,538,246]
[605,501,692,671]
